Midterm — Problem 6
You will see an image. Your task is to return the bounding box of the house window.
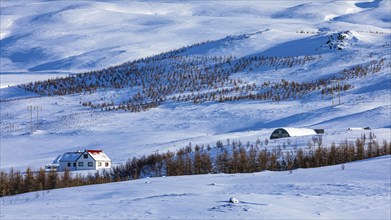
[105,162,109,167]
[73,163,76,167]
[78,162,84,167]
[83,154,88,158]
[67,162,71,167]
[88,162,93,167]
[98,162,102,167]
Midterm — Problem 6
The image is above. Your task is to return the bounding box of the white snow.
[0,0,390,218]
[0,72,70,88]
[2,0,389,73]
[1,156,390,219]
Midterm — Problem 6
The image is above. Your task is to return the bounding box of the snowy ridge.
[1,0,389,72]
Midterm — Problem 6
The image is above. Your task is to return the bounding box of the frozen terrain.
[1,156,390,219]
[0,0,390,171]
[0,0,390,219]
[1,0,389,73]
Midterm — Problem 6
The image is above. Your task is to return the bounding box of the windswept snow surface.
[1,156,390,219]
[1,0,389,73]
[0,0,301,72]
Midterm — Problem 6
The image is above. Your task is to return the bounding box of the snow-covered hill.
[1,156,390,219]
[0,0,390,218]
[1,0,389,73]
[0,0,298,72]
[1,0,390,170]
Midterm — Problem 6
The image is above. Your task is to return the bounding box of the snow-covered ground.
[1,0,390,171]
[0,0,390,218]
[1,0,390,73]
[0,72,70,88]
[1,156,390,219]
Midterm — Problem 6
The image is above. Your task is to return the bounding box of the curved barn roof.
[270,127,317,139]
[281,127,317,137]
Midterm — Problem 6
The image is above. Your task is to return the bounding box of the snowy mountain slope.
[1,156,390,219]
[1,0,391,172]
[0,1,390,219]
[272,1,363,21]
[1,0,389,73]
[334,0,391,29]
[0,0,283,72]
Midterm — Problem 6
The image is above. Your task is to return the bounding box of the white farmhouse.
[76,150,112,171]
[54,150,111,172]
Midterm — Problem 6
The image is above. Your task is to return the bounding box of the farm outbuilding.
[270,128,318,139]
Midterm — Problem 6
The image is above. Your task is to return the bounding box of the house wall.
[76,153,96,170]
[95,160,111,169]
[58,161,77,171]
[96,160,111,169]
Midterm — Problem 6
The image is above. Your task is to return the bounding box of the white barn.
[55,150,111,172]
[270,128,318,139]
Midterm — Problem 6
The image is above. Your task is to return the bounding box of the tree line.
[1,134,390,197]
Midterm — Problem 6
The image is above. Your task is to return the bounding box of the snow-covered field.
[1,156,390,219]
[0,0,390,218]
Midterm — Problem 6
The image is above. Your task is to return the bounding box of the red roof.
[87,150,102,154]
